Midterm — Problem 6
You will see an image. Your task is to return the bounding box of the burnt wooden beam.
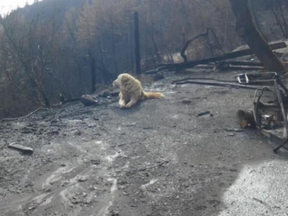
[225,61,263,66]
[157,42,286,72]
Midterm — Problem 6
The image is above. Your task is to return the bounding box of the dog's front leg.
[119,99,126,108]
[118,92,126,108]
[124,99,137,108]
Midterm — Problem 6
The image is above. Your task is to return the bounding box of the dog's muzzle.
[112,80,119,87]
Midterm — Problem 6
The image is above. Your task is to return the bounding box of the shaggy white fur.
[113,73,164,108]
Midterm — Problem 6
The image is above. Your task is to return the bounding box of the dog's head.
[112,74,131,88]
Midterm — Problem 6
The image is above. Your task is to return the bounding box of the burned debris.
[80,95,99,106]
[145,42,287,74]
[237,78,288,152]
[236,72,277,85]
[8,142,34,155]
[171,67,288,152]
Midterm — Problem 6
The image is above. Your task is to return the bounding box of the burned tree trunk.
[110,16,118,73]
[134,11,141,74]
[229,0,284,72]
[88,50,96,93]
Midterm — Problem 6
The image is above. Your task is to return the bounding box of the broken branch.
[181,32,207,62]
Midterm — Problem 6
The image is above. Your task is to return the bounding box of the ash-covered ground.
[1,70,288,216]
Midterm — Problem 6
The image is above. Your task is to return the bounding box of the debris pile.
[162,37,288,153]
[146,42,287,74]
[237,78,288,152]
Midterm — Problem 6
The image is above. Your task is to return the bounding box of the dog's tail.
[143,91,164,99]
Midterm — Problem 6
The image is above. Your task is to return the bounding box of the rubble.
[237,77,288,152]
[8,143,33,155]
[182,98,192,104]
[236,110,256,128]
[80,95,99,106]
[150,42,287,73]
[197,111,211,117]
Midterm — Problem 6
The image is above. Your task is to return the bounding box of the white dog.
[113,73,164,108]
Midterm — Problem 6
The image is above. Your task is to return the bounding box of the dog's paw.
[119,100,125,107]
[119,104,126,109]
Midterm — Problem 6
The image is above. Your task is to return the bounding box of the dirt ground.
[1,69,288,216]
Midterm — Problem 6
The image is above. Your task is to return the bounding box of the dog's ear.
[121,75,129,84]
